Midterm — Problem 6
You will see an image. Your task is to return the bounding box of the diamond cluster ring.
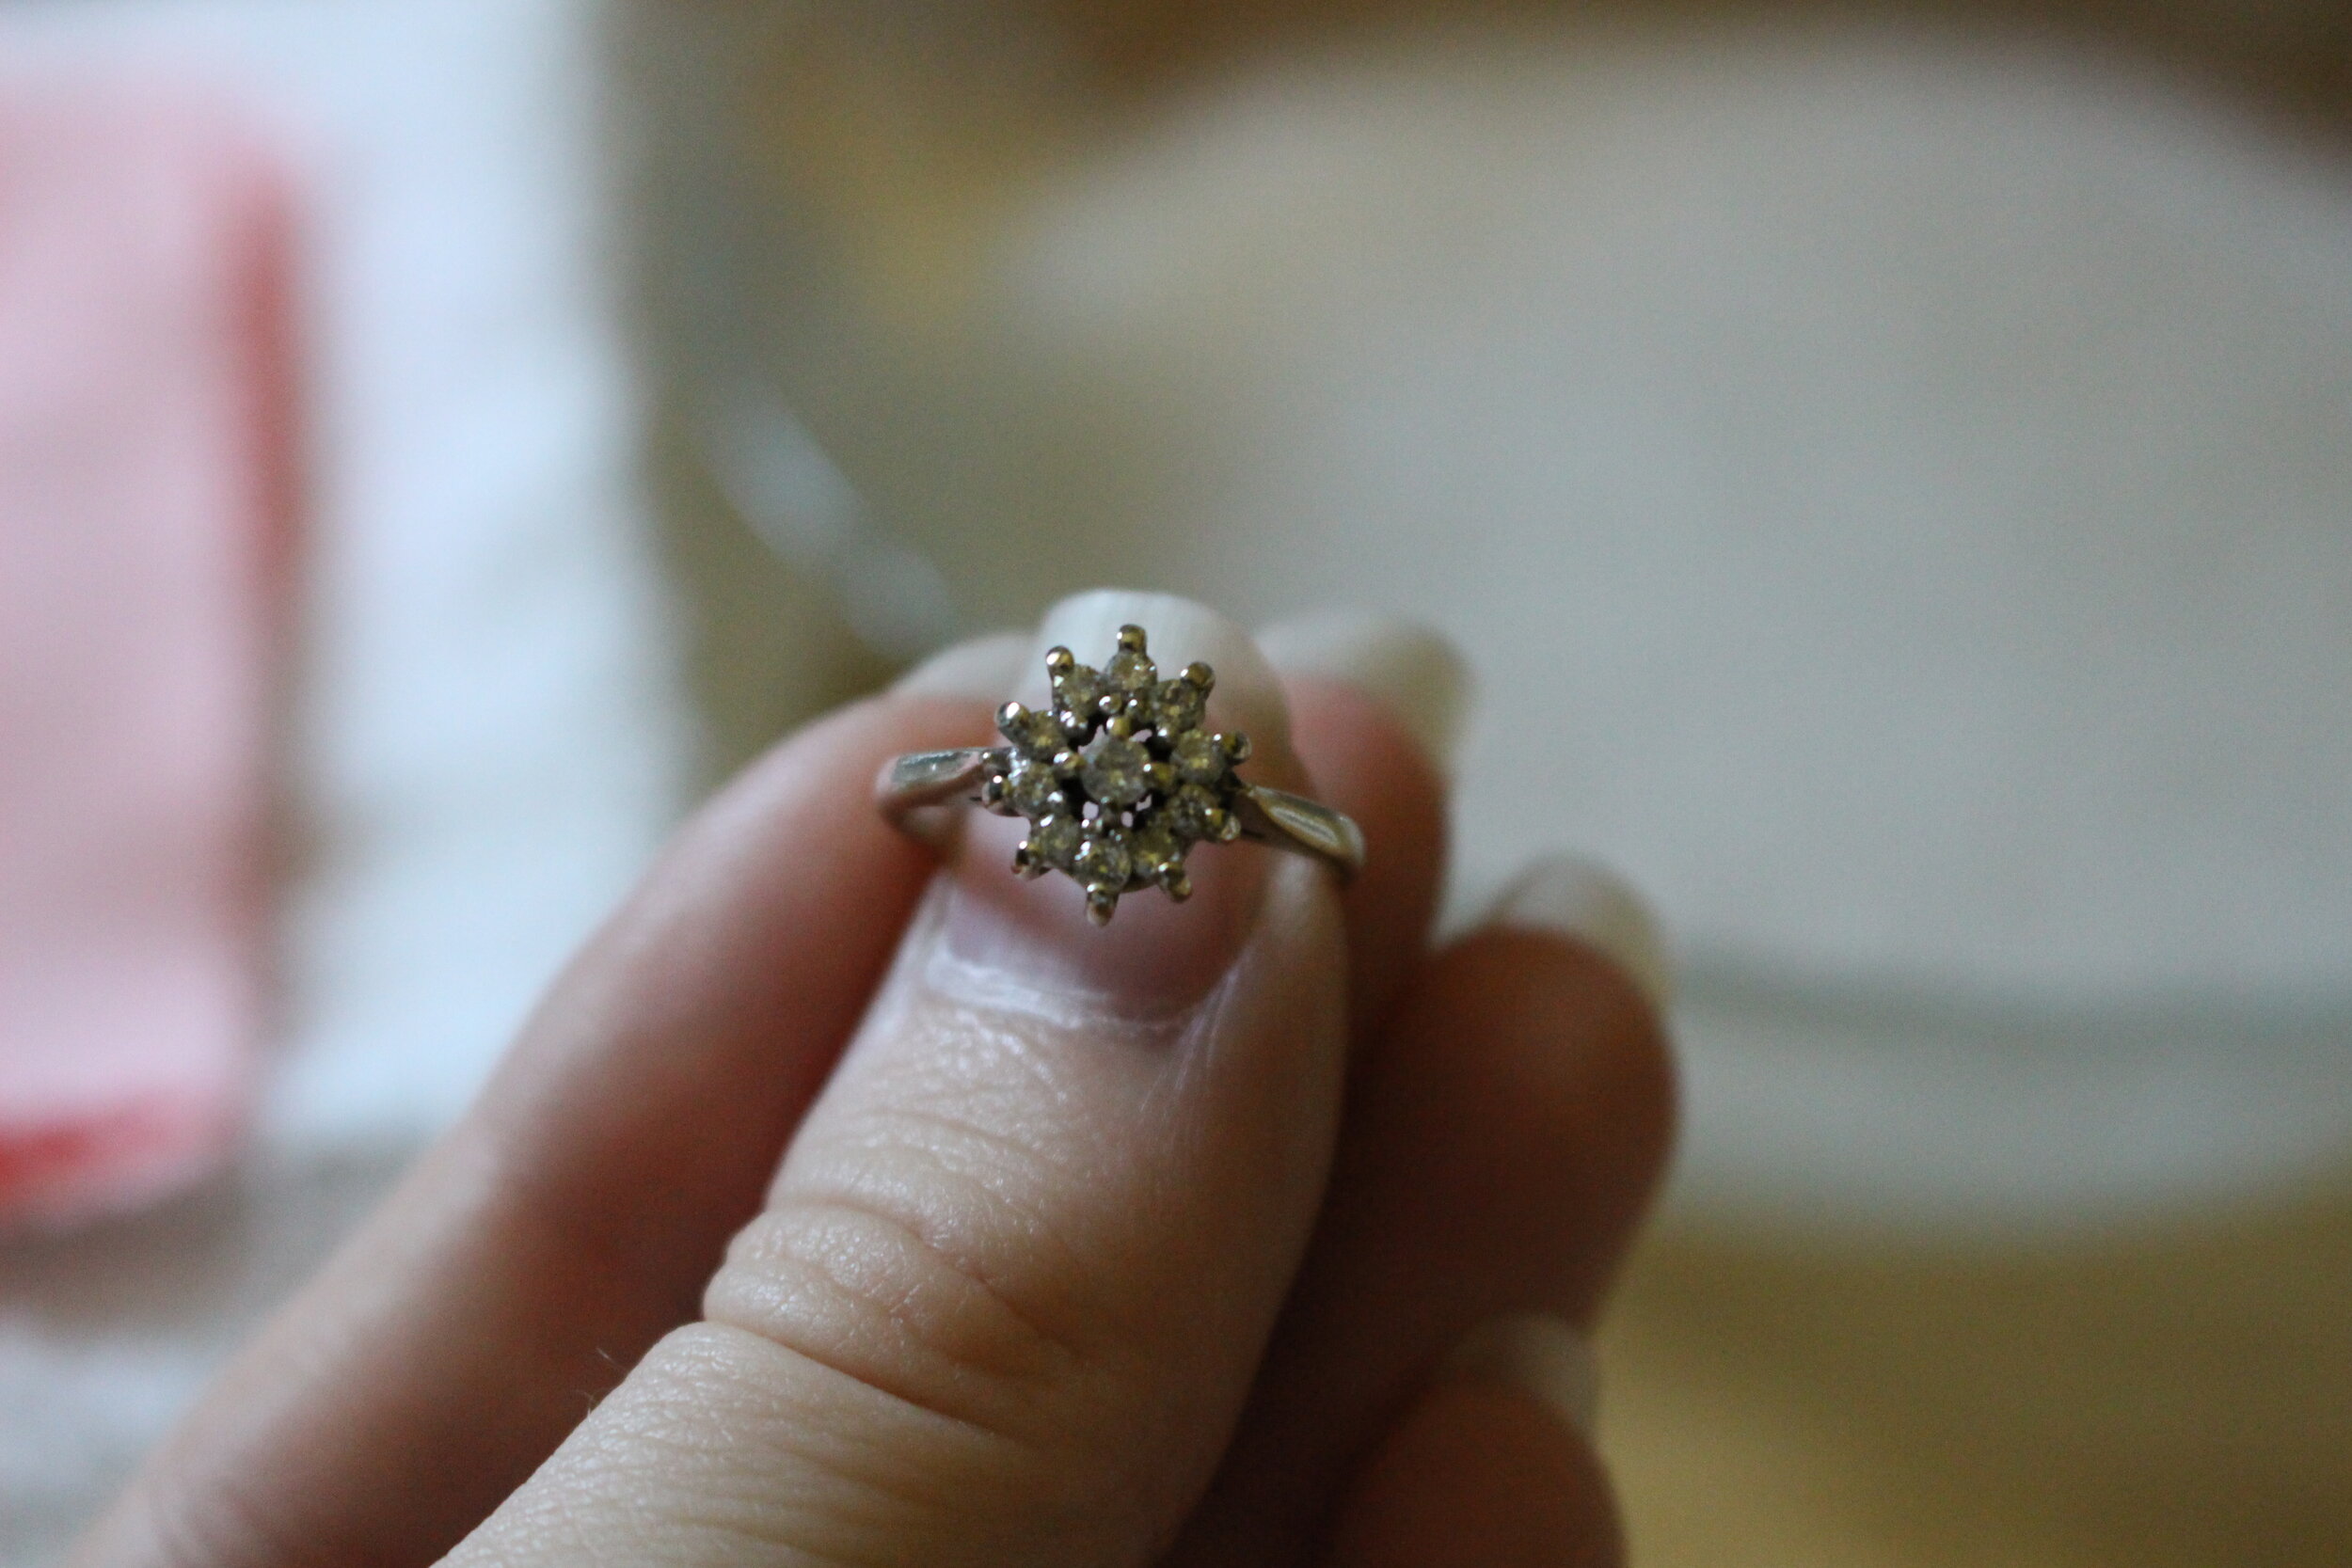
[877,625,1366,924]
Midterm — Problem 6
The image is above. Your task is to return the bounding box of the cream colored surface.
[1599,1180,2352,1566]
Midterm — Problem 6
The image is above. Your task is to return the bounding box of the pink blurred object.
[0,80,296,1228]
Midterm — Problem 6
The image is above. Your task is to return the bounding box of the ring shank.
[1231,785,1366,878]
[880,748,1003,811]
[876,747,1364,881]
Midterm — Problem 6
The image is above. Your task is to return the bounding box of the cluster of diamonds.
[979,625,1251,925]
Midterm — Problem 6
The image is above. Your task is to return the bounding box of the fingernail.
[1489,853,1673,1011]
[890,631,1031,699]
[1438,1313,1599,1439]
[935,589,1291,1015]
[1258,610,1470,771]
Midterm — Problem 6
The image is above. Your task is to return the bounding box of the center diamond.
[1080,734,1151,809]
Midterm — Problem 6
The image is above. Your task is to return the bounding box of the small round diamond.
[998,703,1067,758]
[1152,677,1205,733]
[1028,814,1082,870]
[1105,647,1156,692]
[1074,830,1132,891]
[1171,730,1225,785]
[1054,663,1107,717]
[1165,783,1224,841]
[1081,734,1151,808]
[1008,760,1063,816]
[1128,822,1184,881]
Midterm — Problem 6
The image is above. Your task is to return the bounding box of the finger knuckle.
[704,1126,1112,1455]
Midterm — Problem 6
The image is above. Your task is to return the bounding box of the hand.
[73,591,1673,1567]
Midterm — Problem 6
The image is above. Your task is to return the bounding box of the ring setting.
[878,625,1365,924]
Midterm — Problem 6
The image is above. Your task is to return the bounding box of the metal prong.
[1116,624,1148,653]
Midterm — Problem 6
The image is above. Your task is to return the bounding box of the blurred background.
[4,0,2351,1561]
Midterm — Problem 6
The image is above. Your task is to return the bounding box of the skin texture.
[72,613,1674,1568]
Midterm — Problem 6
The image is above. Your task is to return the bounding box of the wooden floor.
[1598,1180,2352,1566]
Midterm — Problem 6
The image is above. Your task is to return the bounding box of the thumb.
[447,592,1353,1567]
